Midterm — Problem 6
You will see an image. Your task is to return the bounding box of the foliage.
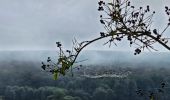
[1,64,170,100]
[41,0,170,80]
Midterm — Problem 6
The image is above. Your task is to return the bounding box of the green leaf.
[110,30,117,35]
[53,72,58,80]
[108,3,113,6]
[150,96,154,100]
[61,67,66,75]
[67,61,72,69]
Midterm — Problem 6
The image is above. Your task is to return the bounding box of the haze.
[0,0,170,51]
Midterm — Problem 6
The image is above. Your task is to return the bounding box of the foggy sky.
[0,0,170,51]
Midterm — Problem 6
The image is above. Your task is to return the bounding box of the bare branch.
[42,0,170,80]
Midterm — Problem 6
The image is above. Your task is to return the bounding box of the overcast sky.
[0,0,170,51]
